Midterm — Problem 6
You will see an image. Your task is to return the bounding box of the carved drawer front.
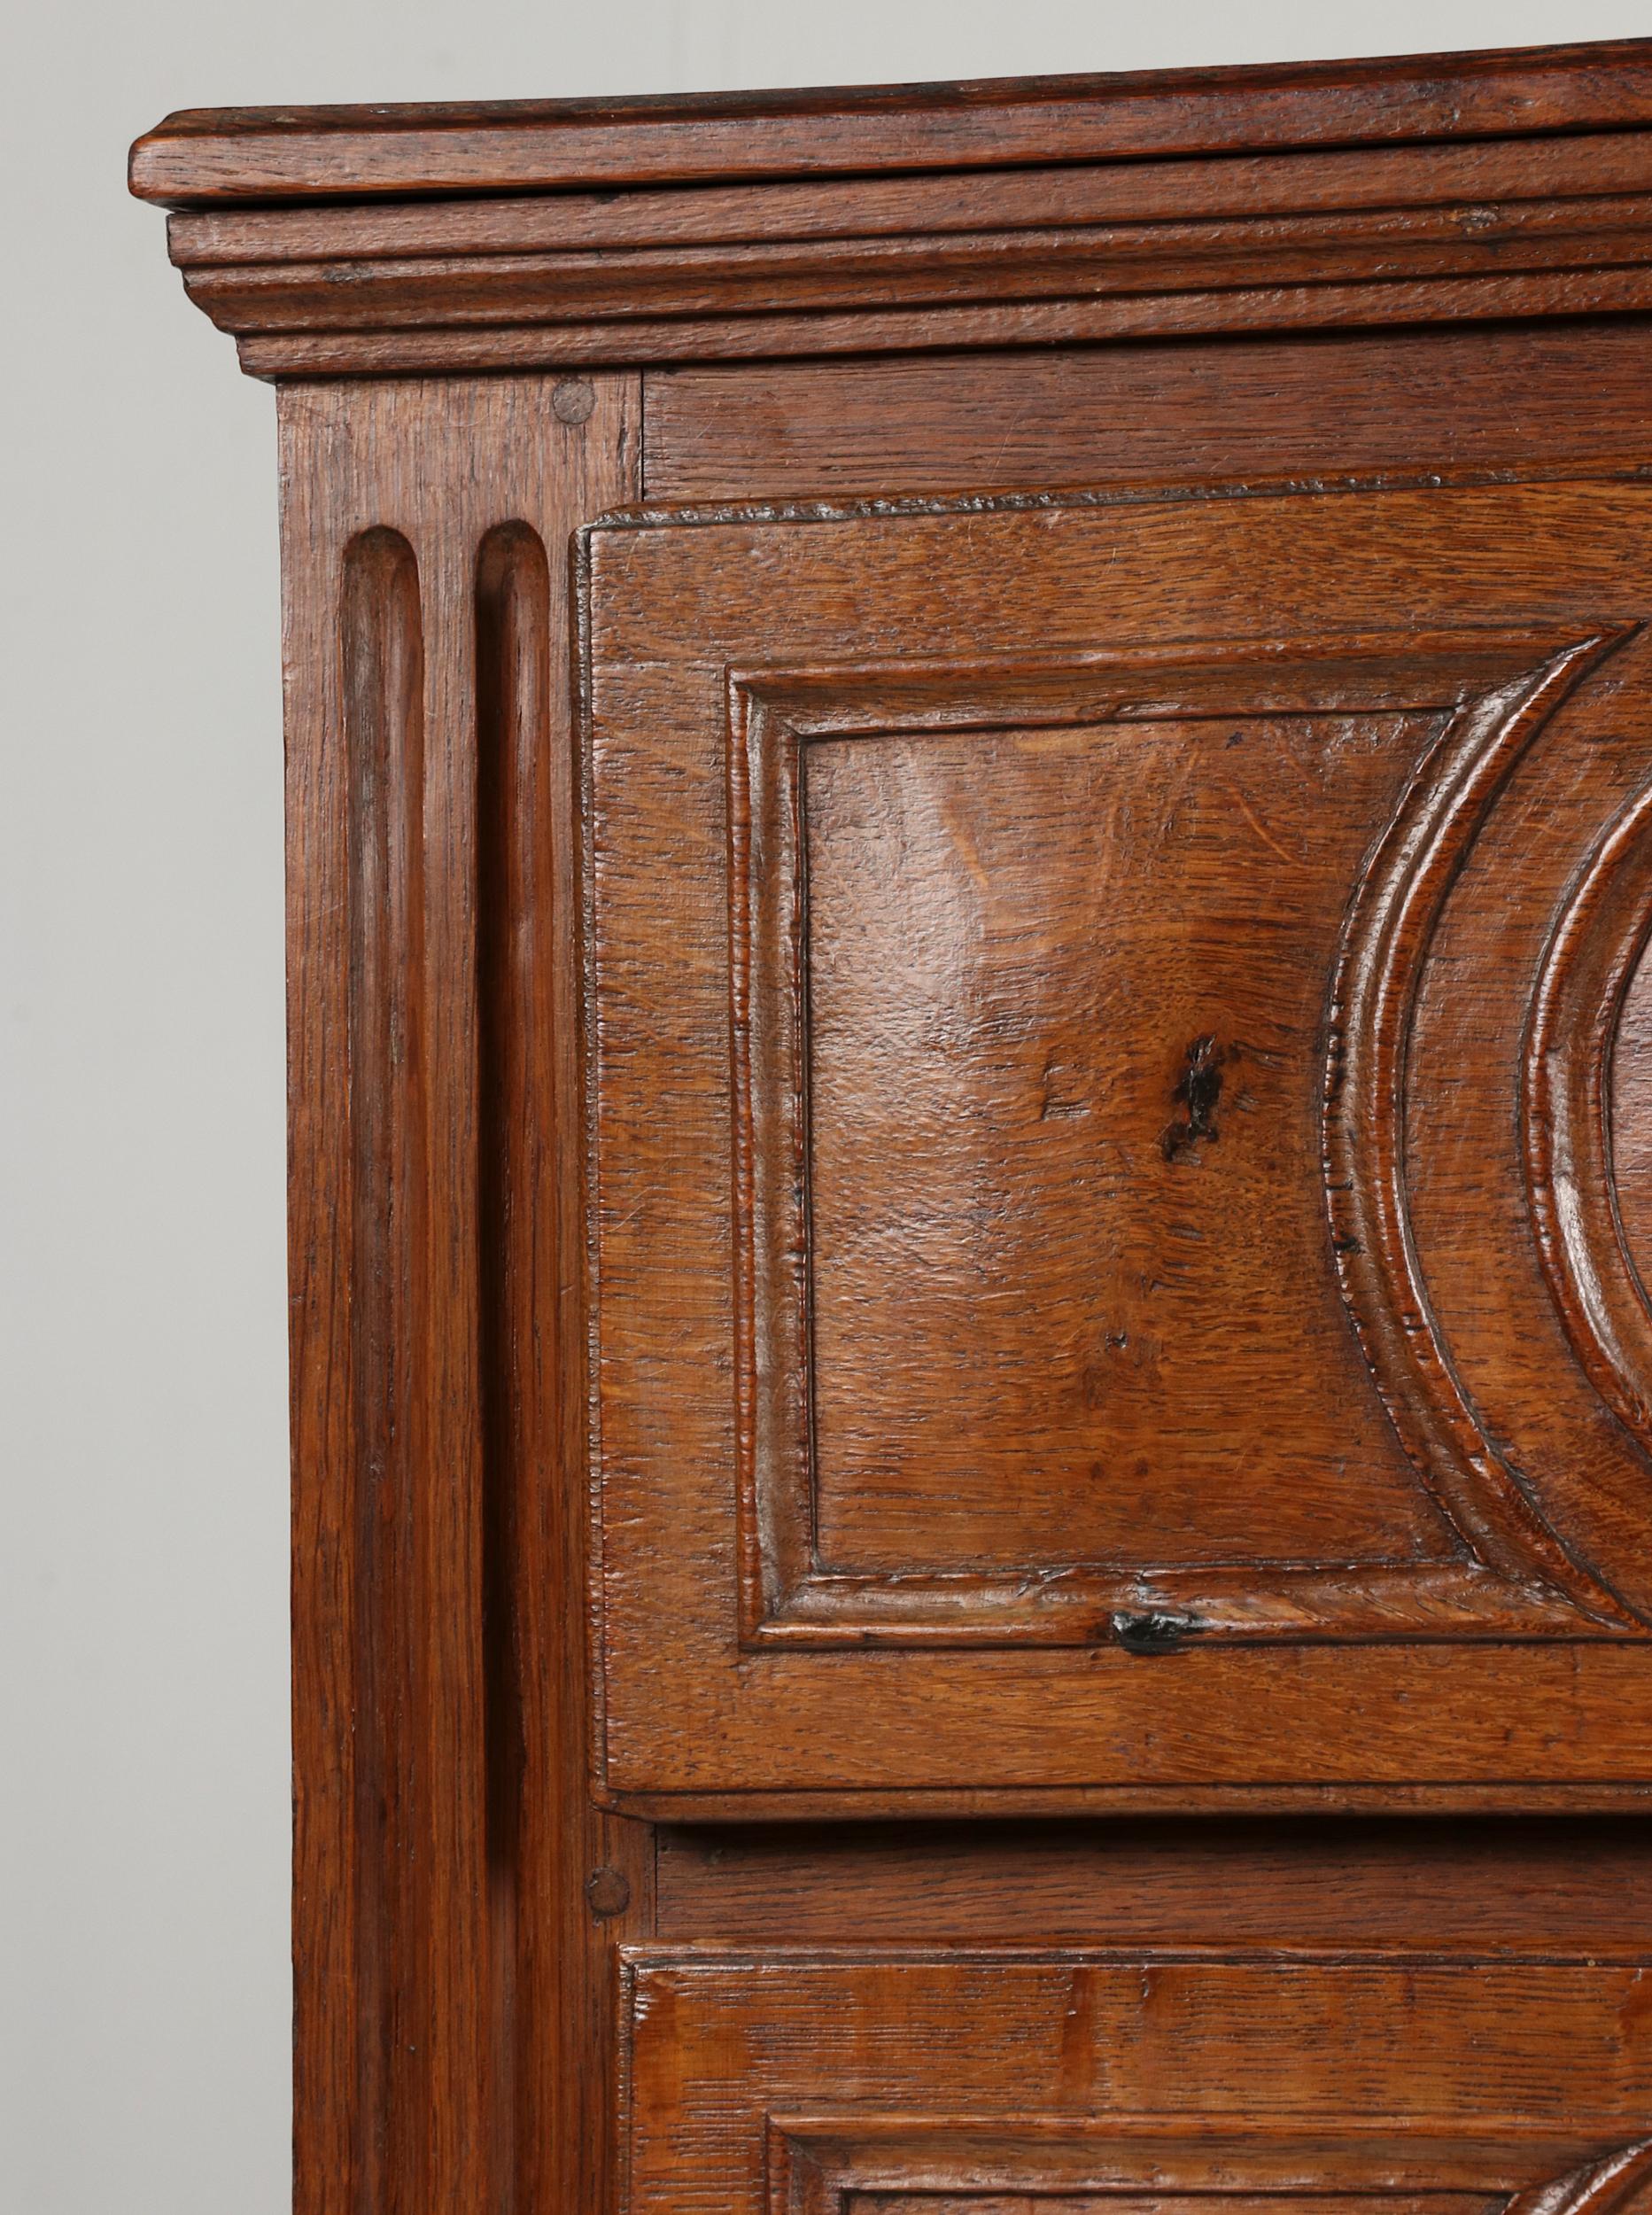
[620,1949,1652,2215]
[583,478,1652,1811]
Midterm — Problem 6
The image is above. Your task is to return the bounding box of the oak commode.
[130,36,1652,2215]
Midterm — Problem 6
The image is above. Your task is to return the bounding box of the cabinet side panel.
[279,374,644,2215]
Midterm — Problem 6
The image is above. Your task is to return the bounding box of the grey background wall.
[4,2,1647,2209]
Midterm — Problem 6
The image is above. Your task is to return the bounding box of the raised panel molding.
[727,623,1652,1648]
[619,1949,1652,2215]
[1526,776,1652,1454]
[770,2123,1652,2215]
[128,44,1652,2215]
[585,475,1652,1806]
[1322,625,1644,1631]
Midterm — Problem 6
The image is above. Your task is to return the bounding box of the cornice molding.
[130,37,1652,204]
[132,38,1652,380]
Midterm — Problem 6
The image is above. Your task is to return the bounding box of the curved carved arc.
[1325,624,1643,1628]
[1505,2140,1652,2215]
[1525,773,1652,1453]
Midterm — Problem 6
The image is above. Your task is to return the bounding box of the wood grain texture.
[337,520,430,2215]
[230,267,1652,381]
[620,1947,1652,2215]
[770,2129,1652,2215]
[725,634,1636,1647]
[827,2196,1492,2215]
[128,36,1652,204]
[1612,939,1652,1293]
[1526,780,1652,1451]
[655,1818,1652,1951]
[130,41,1652,2215]
[642,323,1652,501]
[129,51,1652,379]
[180,194,1652,328]
[282,374,645,2215]
[585,475,1652,1809]
[178,195,1652,366]
[159,132,1652,266]
[798,711,1431,1574]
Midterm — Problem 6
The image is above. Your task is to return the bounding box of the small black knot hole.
[1161,1035,1227,1162]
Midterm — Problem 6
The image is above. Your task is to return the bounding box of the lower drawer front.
[621,1952,1650,2215]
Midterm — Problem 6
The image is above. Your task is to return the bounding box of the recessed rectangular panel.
[620,1948,1652,2215]
[803,711,1439,1574]
[585,478,1652,1807]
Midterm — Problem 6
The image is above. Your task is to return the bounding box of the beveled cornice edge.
[133,39,1652,380]
[130,36,1652,205]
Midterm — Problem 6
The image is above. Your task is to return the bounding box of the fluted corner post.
[278,376,648,2215]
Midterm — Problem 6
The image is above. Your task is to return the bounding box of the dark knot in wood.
[1161,1033,1225,1162]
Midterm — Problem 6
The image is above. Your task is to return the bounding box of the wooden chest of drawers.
[131,35,1652,2215]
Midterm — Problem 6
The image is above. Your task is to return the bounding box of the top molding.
[130,38,1652,380]
[131,38,1652,204]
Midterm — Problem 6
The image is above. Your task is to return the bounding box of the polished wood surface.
[655,1818,1652,1949]
[128,36,1652,203]
[129,35,1652,2215]
[131,41,1652,377]
[800,710,1429,1574]
[624,1950,1652,2215]
[167,148,1652,377]
[280,375,647,2215]
[584,476,1652,1810]
[643,322,1652,500]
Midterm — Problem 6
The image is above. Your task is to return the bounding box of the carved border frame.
[766,2117,1652,2215]
[614,1945,1652,2215]
[725,627,1641,1649]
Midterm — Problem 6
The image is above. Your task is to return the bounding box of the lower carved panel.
[773,2126,1652,2215]
[620,1950,1652,2215]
